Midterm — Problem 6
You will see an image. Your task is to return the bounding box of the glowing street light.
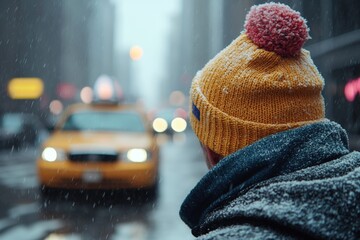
[129,45,143,61]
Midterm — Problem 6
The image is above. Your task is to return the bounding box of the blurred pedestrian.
[180,2,360,239]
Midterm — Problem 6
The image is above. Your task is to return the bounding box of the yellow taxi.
[36,102,159,194]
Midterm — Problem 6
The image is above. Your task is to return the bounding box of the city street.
[0,131,207,240]
[2,0,358,239]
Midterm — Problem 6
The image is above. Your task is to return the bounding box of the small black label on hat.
[192,102,200,121]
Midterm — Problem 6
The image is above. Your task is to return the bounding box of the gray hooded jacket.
[180,121,360,239]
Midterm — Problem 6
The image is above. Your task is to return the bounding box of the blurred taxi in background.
[37,76,159,196]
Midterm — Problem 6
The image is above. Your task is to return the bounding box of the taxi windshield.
[61,110,146,132]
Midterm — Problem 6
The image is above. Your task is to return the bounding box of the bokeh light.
[129,45,143,61]
[171,117,187,133]
[344,77,360,102]
[175,107,188,119]
[49,100,63,115]
[80,86,93,103]
[152,118,168,133]
[94,75,114,101]
[169,90,185,106]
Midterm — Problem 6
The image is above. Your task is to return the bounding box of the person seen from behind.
[180,2,360,239]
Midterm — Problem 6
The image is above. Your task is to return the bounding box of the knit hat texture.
[190,2,325,156]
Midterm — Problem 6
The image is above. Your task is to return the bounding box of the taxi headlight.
[126,148,149,163]
[41,147,66,162]
[171,117,187,133]
[152,117,168,133]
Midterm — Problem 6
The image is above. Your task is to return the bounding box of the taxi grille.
[69,153,119,163]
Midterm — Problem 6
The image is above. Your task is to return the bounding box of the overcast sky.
[112,0,181,108]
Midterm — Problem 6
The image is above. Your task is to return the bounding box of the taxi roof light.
[92,75,123,104]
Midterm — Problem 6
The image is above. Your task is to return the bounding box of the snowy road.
[0,132,207,240]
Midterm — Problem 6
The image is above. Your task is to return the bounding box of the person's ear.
[200,143,223,168]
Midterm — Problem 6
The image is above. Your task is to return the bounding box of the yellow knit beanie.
[190,2,325,156]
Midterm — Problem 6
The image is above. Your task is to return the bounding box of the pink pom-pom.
[244,2,309,57]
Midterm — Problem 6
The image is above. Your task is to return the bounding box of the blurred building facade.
[302,0,360,149]
[0,0,115,125]
[165,0,226,107]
